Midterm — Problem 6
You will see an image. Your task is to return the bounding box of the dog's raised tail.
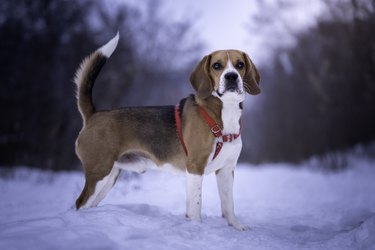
[74,33,119,126]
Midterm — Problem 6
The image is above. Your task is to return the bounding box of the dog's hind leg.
[85,166,121,208]
[76,163,120,209]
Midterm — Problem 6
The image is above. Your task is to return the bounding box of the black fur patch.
[115,106,178,161]
[83,55,107,96]
[178,94,195,119]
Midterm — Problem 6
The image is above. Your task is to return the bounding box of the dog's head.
[190,50,260,100]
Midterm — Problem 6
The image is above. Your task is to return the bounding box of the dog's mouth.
[226,81,237,90]
[216,90,224,97]
[225,80,243,93]
[216,84,243,96]
[226,86,238,92]
[216,79,245,97]
[216,89,243,97]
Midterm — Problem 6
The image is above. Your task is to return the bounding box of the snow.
[0,157,375,250]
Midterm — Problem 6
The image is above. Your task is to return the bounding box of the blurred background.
[0,0,374,171]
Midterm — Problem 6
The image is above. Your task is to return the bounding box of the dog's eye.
[236,62,245,70]
[213,62,222,70]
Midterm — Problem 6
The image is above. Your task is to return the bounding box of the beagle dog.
[74,33,260,230]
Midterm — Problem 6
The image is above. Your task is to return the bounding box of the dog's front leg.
[216,167,249,231]
[186,172,203,221]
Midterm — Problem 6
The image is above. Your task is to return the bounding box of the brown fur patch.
[74,52,107,126]
[181,95,222,175]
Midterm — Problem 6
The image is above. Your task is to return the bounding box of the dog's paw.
[229,221,250,231]
[185,213,202,222]
[233,223,250,231]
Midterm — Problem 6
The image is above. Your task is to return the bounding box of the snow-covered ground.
[0,157,374,250]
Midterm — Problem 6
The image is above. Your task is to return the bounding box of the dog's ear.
[242,53,261,95]
[190,55,213,99]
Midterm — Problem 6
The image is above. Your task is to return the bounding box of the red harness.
[175,105,241,160]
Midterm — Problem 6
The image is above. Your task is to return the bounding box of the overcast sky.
[125,0,324,64]
[162,0,258,51]
[162,0,324,63]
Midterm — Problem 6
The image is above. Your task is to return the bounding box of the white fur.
[219,93,244,134]
[99,32,119,58]
[114,158,184,175]
[202,136,245,229]
[114,158,152,174]
[82,167,120,208]
[186,173,203,221]
[204,137,242,175]
[216,166,249,230]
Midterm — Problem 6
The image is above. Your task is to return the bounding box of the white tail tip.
[99,32,119,58]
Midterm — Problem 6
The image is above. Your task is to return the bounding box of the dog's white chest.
[204,99,243,175]
[204,137,242,175]
[221,101,242,135]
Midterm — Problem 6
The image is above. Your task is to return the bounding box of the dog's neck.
[196,95,223,130]
[197,92,244,135]
[216,92,244,135]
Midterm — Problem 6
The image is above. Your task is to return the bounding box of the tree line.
[0,0,202,170]
[241,0,375,165]
[1,0,374,170]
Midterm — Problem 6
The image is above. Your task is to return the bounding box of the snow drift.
[0,157,374,250]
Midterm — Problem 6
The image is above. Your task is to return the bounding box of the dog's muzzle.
[224,72,240,92]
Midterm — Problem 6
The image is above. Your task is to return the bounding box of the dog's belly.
[114,137,242,175]
[204,137,242,175]
[114,156,185,174]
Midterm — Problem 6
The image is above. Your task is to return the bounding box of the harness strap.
[198,106,241,160]
[175,104,241,160]
[198,106,223,138]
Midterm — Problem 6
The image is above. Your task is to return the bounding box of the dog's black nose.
[224,72,238,81]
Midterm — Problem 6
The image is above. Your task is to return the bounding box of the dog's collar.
[175,104,241,160]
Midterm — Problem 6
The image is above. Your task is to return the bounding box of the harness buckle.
[211,125,221,136]
[228,135,233,142]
